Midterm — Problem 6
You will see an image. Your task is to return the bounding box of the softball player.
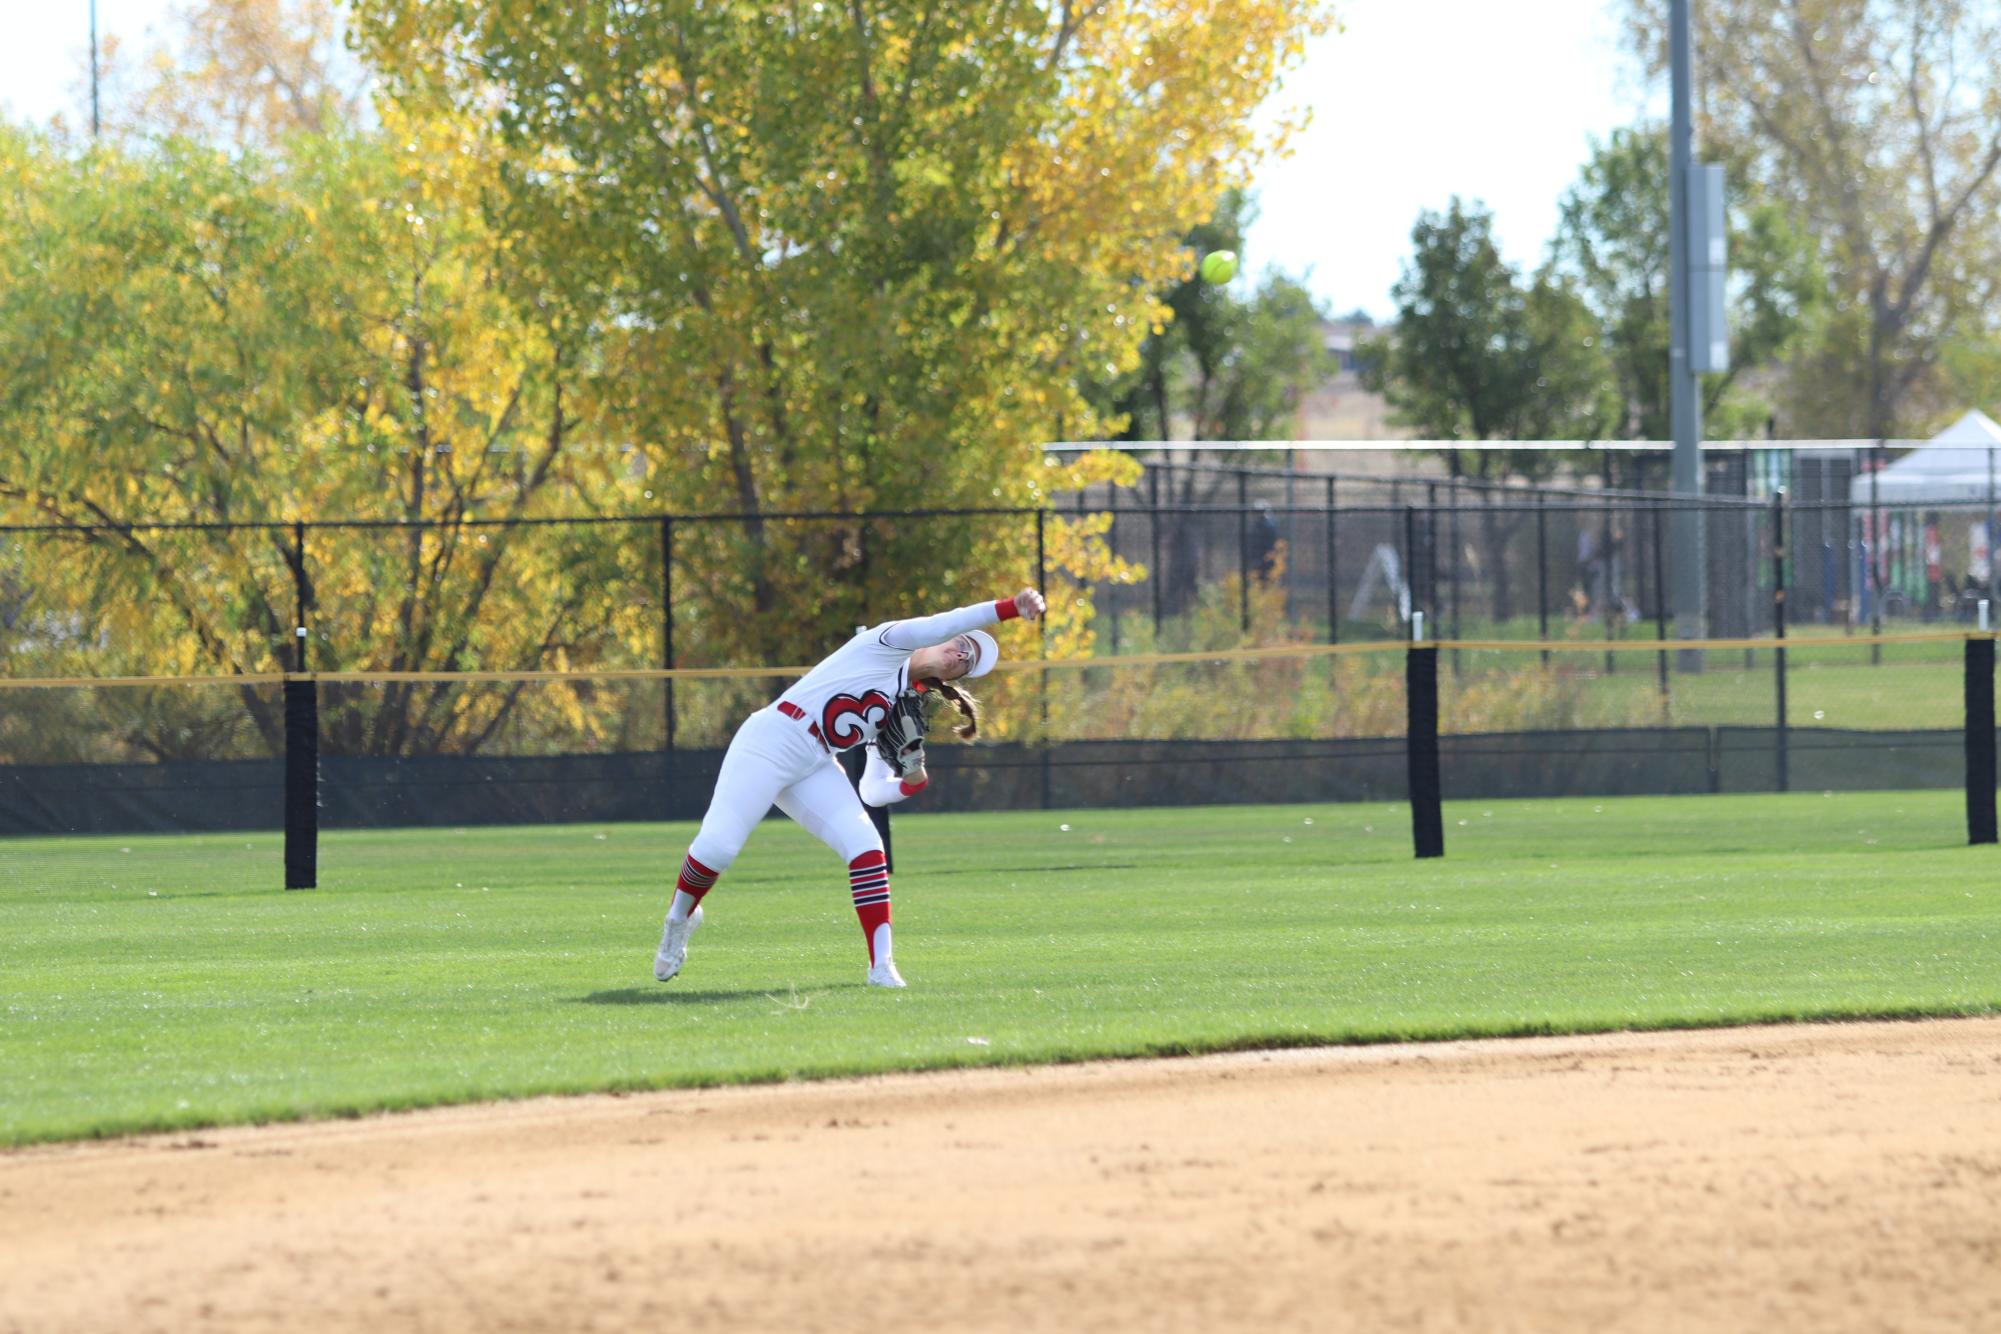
[654,587,1047,988]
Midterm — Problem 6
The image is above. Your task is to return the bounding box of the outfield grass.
[2,792,1997,1146]
[1498,647,1972,730]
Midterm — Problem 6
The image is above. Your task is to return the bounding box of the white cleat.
[864,923,904,988]
[653,906,703,982]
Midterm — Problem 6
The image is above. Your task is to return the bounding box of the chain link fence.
[2,466,1996,850]
[1072,456,1999,650]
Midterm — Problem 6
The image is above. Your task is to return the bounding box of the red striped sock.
[848,850,891,962]
[676,853,720,906]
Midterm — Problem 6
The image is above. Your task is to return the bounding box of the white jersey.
[774,600,1010,753]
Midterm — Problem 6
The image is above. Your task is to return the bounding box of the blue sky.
[1,0,1647,318]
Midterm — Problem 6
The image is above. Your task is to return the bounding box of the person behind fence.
[1575,523,1611,619]
[1574,525,1597,614]
[654,587,1047,989]
[1248,499,1281,584]
[1923,511,1943,620]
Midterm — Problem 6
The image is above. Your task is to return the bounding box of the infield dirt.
[4,1017,1999,1332]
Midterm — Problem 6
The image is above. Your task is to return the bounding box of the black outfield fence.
[0,633,1993,888]
[1069,441,2001,641]
[0,716,1980,836]
[3,481,1998,884]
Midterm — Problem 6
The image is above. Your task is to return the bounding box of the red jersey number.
[821,690,892,750]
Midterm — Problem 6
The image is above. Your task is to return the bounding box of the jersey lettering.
[820,690,892,750]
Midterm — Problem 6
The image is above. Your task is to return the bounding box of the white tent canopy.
[1848,409,2001,507]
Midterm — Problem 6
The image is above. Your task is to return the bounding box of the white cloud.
[1243,0,1649,317]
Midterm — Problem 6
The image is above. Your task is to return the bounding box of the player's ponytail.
[918,678,981,741]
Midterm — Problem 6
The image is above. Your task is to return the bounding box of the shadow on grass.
[578,987,807,1005]
[917,863,1140,877]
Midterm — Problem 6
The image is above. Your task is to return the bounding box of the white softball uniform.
[856,749,915,808]
[685,599,1017,871]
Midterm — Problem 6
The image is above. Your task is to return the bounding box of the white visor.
[962,629,999,679]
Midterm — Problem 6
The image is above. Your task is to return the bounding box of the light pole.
[1669,0,1710,667]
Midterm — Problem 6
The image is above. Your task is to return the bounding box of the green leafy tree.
[1545,125,1822,445]
[2,0,1337,770]
[0,121,646,757]
[348,0,1335,664]
[1105,191,1334,445]
[1940,334,2001,420]
[1086,190,1336,614]
[1359,197,1617,618]
[1621,0,2001,436]
[1361,197,1615,458]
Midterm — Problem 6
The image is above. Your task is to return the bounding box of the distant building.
[1321,315,1379,376]
[1290,316,1421,472]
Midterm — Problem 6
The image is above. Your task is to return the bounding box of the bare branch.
[1901,18,1942,231]
[1049,0,1088,71]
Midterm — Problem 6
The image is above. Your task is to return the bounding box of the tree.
[347,0,1335,663]
[1359,197,1617,619]
[1621,0,2001,436]
[86,0,370,148]
[1102,191,1334,444]
[1361,198,1615,456]
[1941,334,2001,419]
[1545,125,1822,447]
[1083,189,1336,616]
[0,119,644,758]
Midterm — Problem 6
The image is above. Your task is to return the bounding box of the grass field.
[1478,645,1971,730]
[2,792,1997,1147]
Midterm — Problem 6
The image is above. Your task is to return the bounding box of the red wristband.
[996,597,1019,621]
[898,777,929,796]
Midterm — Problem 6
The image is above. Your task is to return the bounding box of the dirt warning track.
[5,1017,2000,1333]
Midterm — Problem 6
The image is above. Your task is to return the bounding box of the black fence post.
[1406,638,1444,859]
[1237,469,1251,635]
[1536,492,1550,667]
[284,677,318,891]
[1773,489,1790,793]
[1968,634,1998,846]
[1325,475,1338,644]
[1603,501,1617,677]
[284,517,316,891]
[1447,478,1461,675]
[1106,481,1120,655]
[1036,507,1051,811]
[1402,505,1418,632]
[1071,490,1089,656]
[290,520,309,673]
[661,515,676,752]
[1652,504,1670,706]
[1870,438,1885,665]
[1425,484,1439,629]
[1148,467,1163,640]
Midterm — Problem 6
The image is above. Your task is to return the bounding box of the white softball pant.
[686,707,884,872]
